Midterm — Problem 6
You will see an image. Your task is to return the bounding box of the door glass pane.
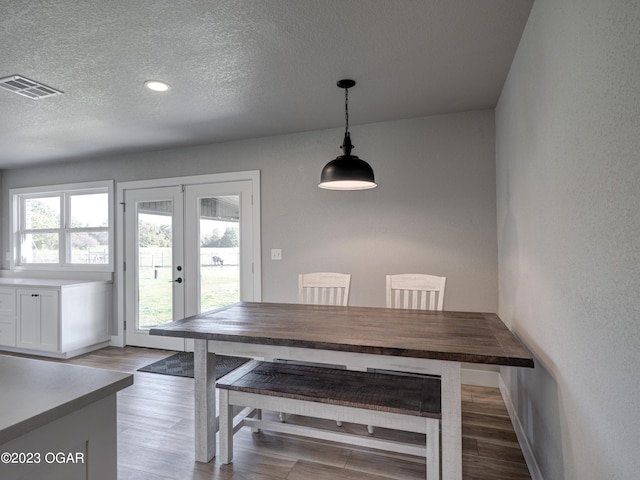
[137,201,173,329]
[199,196,240,313]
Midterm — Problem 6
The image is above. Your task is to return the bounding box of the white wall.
[496,0,640,478]
[2,110,498,313]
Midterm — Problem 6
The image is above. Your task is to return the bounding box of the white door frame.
[112,171,261,347]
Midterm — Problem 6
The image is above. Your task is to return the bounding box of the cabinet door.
[17,292,39,349]
[38,291,59,351]
[17,289,59,352]
[0,315,16,346]
[0,288,16,315]
[0,288,16,347]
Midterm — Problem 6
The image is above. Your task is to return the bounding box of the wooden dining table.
[150,301,534,480]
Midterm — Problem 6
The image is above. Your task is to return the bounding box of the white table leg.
[194,339,216,463]
[441,362,462,480]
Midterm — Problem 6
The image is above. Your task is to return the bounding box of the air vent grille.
[0,74,63,100]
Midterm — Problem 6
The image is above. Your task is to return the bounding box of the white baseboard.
[499,375,544,480]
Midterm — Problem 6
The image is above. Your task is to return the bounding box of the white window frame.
[10,180,114,272]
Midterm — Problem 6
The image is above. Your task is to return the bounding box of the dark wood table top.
[150,302,534,368]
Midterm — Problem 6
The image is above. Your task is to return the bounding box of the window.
[11,181,113,271]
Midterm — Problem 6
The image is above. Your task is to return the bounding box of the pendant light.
[319,79,377,190]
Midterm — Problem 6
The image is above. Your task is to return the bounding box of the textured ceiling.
[0,0,533,169]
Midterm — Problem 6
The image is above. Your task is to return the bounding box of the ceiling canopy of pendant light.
[319,79,377,190]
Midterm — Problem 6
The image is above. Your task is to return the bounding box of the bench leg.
[251,408,262,433]
[426,418,440,480]
[218,389,233,464]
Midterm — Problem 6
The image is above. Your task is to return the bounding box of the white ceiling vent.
[0,75,63,100]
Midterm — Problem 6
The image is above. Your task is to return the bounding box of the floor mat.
[137,352,251,379]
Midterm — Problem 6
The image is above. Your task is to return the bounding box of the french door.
[121,174,259,350]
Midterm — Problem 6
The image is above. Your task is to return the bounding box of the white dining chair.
[386,273,446,311]
[364,273,446,435]
[278,272,352,424]
[298,272,351,306]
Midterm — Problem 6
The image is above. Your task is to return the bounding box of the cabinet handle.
[31,294,39,297]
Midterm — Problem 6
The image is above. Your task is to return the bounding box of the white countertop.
[0,355,133,444]
[0,277,108,288]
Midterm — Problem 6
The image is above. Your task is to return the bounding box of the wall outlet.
[271,249,282,260]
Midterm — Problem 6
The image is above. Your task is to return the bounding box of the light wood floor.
[16,347,532,480]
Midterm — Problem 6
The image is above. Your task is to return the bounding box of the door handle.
[169,277,183,284]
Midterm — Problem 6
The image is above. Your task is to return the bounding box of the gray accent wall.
[496,0,640,478]
[1,110,498,312]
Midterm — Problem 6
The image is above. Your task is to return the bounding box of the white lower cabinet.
[17,289,60,352]
[0,279,111,358]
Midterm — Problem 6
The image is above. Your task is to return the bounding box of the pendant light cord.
[344,87,350,134]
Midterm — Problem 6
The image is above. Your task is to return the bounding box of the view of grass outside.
[200,264,240,313]
[137,247,240,329]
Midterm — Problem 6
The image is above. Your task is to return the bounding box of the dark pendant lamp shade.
[319,80,377,190]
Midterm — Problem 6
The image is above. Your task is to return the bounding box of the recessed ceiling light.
[144,80,170,92]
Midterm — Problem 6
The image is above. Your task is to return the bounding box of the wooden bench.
[217,360,441,479]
